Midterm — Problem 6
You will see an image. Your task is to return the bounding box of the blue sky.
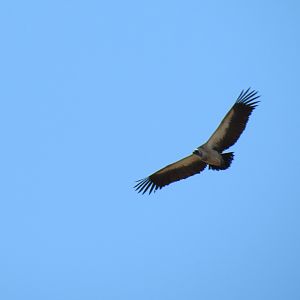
[0,1,299,299]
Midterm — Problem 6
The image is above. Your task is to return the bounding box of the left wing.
[205,88,260,152]
[134,154,207,194]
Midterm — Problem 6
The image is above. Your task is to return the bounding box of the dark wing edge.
[236,87,260,106]
[134,155,207,195]
[206,88,260,152]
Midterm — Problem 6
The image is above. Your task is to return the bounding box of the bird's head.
[193,149,203,157]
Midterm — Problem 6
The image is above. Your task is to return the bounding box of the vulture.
[134,88,260,194]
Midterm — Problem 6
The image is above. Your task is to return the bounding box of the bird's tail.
[209,152,234,171]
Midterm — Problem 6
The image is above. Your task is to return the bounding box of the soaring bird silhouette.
[134,88,260,194]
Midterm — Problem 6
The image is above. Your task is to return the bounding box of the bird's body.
[135,88,260,194]
[195,145,223,166]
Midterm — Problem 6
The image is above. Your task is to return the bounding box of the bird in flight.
[134,88,260,194]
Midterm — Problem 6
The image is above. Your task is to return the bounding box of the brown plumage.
[134,88,260,194]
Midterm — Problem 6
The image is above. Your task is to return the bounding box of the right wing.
[134,154,207,194]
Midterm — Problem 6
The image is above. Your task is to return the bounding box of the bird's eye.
[193,149,201,156]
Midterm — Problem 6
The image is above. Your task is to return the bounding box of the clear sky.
[0,1,299,299]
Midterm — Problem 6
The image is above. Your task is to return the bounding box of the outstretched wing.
[206,88,260,152]
[134,154,207,194]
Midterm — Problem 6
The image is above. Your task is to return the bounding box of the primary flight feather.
[134,88,260,194]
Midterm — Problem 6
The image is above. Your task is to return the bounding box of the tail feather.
[209,152,234,171]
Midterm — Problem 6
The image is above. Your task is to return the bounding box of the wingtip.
[236,88,260,106]
[134,177,158,195]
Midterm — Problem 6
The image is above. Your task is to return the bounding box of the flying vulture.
[134,88,260,194]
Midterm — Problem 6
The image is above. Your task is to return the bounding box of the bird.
[134,88,260,194]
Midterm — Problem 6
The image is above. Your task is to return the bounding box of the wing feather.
[134,154,207,194]
[206,88,260,152]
